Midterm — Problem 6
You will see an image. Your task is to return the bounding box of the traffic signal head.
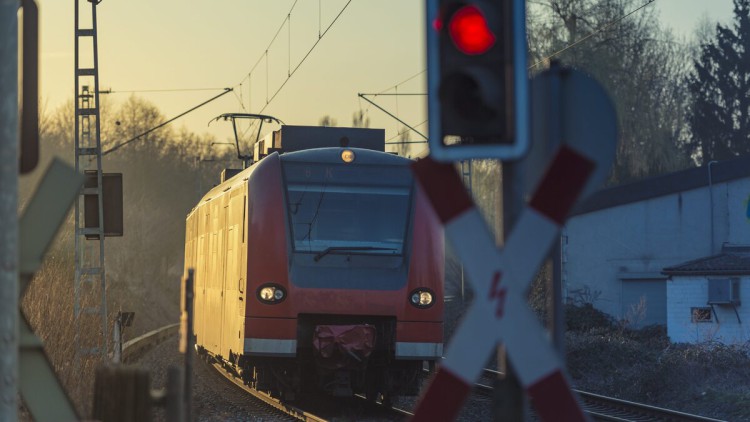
[426,0,529,161]
[441,4,496,55]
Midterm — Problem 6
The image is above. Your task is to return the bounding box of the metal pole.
[493,162,526,421]
[357,94,428,140]
[113,314,122,363]
[546,61,565,356]
[707,160,718,254]
[0,1,19,419]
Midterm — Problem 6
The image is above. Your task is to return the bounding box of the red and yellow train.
[183,125,444,400]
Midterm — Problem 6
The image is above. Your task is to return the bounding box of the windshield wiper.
[313,246,397,262]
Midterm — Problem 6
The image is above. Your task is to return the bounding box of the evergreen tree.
[687,0,750,163]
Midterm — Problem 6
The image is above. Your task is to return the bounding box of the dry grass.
[19,96,223,417]
[565,304,750,420]
[20,209,186,417]
[21,242,115,416]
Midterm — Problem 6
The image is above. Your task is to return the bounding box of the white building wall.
[564,177,750,322]
[667,276,750,344]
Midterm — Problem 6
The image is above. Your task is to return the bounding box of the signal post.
[418,1,618,420]
[425,0,529,419]
[0,2,20,419]
[426,0,529,162]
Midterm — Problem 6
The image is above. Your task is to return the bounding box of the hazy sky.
[37,0,735,155]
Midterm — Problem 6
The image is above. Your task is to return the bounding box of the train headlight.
[341,149,356,163]
[257,284,286,304]
[409,288,435,309]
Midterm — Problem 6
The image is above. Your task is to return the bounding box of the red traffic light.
[448,5,496,55]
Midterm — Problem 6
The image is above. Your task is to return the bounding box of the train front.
[245,147,444,400]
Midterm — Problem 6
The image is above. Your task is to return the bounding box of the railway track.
[129,325,727,421]
[129,324,412,420]
[204,355,412,421]
[478,368,726,422]
[209,354,726,422]
[204,358,325,422]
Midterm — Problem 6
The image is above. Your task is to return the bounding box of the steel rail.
[128,325,725,421]
[203,354,414,421]
[480,368,725,422]
[353,393,415,419]
[206,358,326,422]
[124,324,405,421]
[121,323,180,363]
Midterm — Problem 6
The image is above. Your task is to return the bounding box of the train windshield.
[282,161,413,256]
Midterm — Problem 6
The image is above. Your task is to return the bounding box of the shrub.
[565,303,614,332]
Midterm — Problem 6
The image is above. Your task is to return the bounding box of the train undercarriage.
[212,315,432,403]
[232,351,425,403]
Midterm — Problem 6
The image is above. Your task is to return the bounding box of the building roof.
[572,155,750,217]
[662,245,750,276]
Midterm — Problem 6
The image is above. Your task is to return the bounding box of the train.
[183,122,444,401]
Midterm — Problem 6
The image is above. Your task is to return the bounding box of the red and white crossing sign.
[410,69,617,422]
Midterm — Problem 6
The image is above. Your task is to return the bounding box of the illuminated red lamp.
[448,5,496,55]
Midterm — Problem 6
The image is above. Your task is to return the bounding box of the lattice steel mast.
[74,0,107,360]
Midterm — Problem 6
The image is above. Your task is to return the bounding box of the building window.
[691,307,712,323]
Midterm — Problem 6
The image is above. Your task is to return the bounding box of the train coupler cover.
[312,324,376,370]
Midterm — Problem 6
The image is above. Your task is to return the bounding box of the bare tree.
[351,110,370,128]
[528,0,693,183]
[396,126,410,157]
[318,115,338,127]
[108,95,170,155]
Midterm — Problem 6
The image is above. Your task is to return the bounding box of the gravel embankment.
[138,337,296,421]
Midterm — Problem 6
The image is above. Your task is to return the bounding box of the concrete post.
[166,366,184,422]
[92,365,151,422]
[0,1,19,419]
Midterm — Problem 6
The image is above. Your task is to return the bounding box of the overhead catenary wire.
[363,0,656,146]
[385,119,428,143]
[103,2,352,156]
[358,93,427,141]
[102,88,233,156]
[232,86,247,112]
[372,0,656,99]
[377,69,426,94]
[101,2,355,156]
[362,93,426,96]
[99,87,226,94]
[357,69,428,133]
[258,0,353,114]
[237,0,300,87]
[528,0,658,70]
[236,0,353,140]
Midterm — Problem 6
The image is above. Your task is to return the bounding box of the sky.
[36,0,735,156]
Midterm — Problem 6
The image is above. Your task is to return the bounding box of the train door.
[221,190,243,358]
[183,213,196,341]
[195,207,209,347]
[217,199,229,354]
[238,195,248,320]
[208,201,223,352]
[219,197,230,358]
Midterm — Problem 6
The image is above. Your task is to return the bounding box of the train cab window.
[282,161,413,257]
